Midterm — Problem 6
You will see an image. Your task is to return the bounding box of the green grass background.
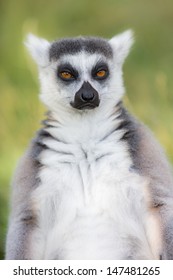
[0,0,173,259]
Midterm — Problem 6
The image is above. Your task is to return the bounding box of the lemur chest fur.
[38,115,133,206]
[31,115,160,259]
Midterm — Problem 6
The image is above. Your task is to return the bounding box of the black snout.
[81,90,95,102]
[70,82,100,110]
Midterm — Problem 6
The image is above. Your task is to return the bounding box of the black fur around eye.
[92,62,109,81]
[59,71,74,81]
[58,64,78,82]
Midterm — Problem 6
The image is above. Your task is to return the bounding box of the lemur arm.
[5,140,40,260]
[134,122,173,259]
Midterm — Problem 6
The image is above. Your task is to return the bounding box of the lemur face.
[49,47,112,111]
[25,31,134,113]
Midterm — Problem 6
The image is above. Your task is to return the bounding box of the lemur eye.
[58,64,78,82]
[92,63,109,81]
[96,70,106,78]
[59,71,74,80]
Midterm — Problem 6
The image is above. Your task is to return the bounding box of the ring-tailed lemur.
[5,30,173,259]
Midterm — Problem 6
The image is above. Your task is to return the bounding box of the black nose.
[70,82,100,110]
[81,90,95,102]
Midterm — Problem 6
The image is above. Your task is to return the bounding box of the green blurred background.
[0,0,173,259]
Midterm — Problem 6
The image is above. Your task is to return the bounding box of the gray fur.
[49,37,113,60]
[5,133,44,259]
[115,102,140,160]
[133,122,173,259]
[5,119,63,259]
[116,103,173,259]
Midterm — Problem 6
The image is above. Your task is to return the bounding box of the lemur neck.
[42,102,124,146]
[48,101,123,127]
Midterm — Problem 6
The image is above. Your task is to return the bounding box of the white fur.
[38,52,124,114]
[25,34,50,67]
[25,30,133,113]
[109,29,134,65]
[29,110,161,259]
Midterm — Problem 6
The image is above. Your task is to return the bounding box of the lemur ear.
[109,30,134,65]
[25,34,50,67]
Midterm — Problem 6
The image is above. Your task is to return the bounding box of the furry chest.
[37,135,133,205]
[30,136,161,259]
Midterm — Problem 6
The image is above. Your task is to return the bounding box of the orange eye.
[96,70,106,78]
[60,72,73,80]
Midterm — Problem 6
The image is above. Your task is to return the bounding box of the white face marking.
[39,51,125,114]
[25,30,134,115]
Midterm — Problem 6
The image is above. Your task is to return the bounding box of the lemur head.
[26,30,134,114]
